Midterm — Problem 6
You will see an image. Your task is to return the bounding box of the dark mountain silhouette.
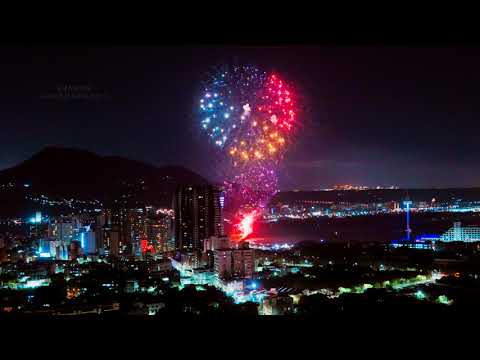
[0,147,209,215]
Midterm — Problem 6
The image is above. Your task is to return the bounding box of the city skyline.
[3,9,480,325]
[2,46,480,189]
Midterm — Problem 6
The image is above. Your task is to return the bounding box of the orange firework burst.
[199,67,299,242]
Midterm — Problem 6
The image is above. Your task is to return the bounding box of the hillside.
[0,147,209,216]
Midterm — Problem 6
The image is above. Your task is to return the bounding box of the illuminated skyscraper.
[96,206,144,256]
[173,185,224,252]
[144,214,172,254]
[95,210,109,252]
[96,209,120,257]
[49,218,75,244]
[29,211,48,239]
[128,208,146,256]
[112,206,131,255]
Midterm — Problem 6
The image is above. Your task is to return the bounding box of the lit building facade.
[50,219,75,244]
[214,249,233,280]
[79,226,96,255]
[203,236,230,252]
[232,245,255,279]
[56,244,69,260]
[180,251,203,270]
[213,242,255,280]
[96,207,147,257]
[261,295,294,315]
[441,222,480,243]
[96,210,120,257]
[144,215,172,254]
[127,208,146,256]
[104,206,133,255]
[173,185,224,252]
[95,211,109,252]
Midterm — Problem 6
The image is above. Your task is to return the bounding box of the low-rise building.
[213,242,255,280]
[261,295,294,315]
[441,222,480,243]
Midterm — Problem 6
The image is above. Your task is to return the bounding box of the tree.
[297,293,334,316]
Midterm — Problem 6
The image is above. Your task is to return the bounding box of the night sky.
[1,45,480,189]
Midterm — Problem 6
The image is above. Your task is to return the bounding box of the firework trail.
[198,65,298,240]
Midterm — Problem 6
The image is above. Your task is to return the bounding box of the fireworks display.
[237,210,257,240]
[199,65,298,240]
